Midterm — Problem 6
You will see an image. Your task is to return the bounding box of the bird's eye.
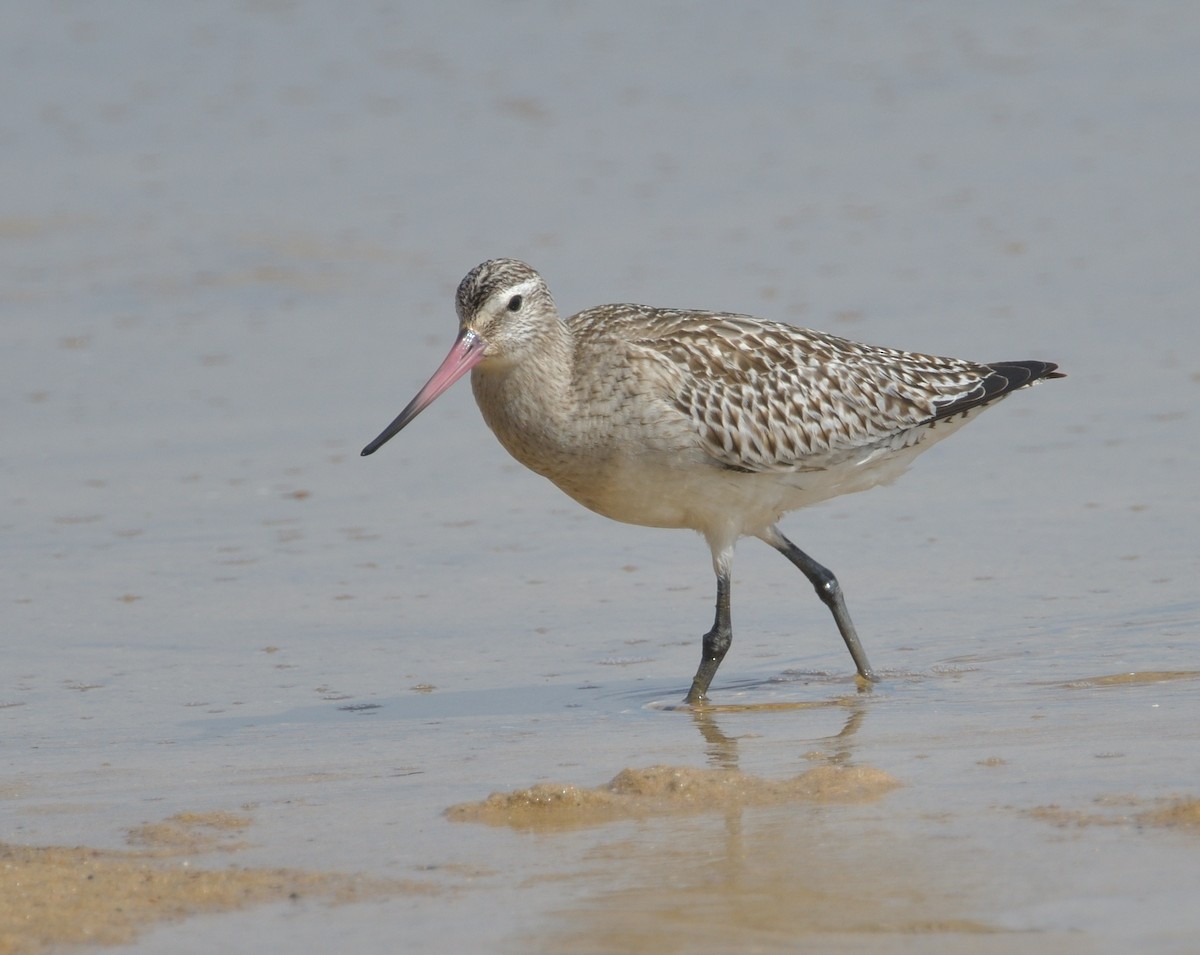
[507,294,523,312]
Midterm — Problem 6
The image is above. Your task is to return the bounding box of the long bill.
[360,327,487,456]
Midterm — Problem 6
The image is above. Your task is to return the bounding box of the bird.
[361,258,1063,704]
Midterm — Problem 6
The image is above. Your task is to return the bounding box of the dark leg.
[685,571,731,704]
[765,527,878,682]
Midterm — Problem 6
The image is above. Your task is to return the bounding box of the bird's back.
[567,304,1058,478]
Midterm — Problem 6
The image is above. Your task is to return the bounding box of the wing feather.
[572,305,1057,474]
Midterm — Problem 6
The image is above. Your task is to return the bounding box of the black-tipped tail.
[934,360,1064,422]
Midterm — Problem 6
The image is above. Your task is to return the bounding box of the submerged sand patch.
[446,763,900,831]
[126,810,255,855]
[1026,794,1200,832]
[0,811,431,955]
[1051,670,1200,689]
[1139,796,1200,830]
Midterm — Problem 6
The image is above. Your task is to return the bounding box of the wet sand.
[8,753,1196,953]
[5,3,1200,953]
[0,813,425,955]
[446,762,902,829]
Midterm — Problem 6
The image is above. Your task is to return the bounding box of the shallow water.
[4,3,1199,953]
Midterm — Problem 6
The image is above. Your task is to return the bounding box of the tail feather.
[933,360,1064,422]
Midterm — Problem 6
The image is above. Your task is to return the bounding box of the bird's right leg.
[685,569,731,705]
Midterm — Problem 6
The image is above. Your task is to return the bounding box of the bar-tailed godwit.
[362,259,1062,703]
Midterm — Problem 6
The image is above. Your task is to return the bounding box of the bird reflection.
[688,693,870,772]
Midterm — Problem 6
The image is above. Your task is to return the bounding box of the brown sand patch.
[1052,670,1200,689]
[126,810,254,855]
[1024,804,1128,829]
[446,763,900,831]
[1137,796,1200,830]
[0,812,432,955]
[1026,794,1200,833]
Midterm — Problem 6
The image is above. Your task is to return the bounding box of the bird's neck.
[469,320,583,476]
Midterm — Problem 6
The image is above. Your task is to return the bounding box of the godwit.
[362,259,1062,703]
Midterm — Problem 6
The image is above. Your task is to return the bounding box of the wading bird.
[362,259,1062,703]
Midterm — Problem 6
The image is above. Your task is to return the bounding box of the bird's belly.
[549,455,803,536]
[559,464,727,530]
[547,415,975,537]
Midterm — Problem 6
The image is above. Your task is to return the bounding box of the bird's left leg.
[760,525,878,682]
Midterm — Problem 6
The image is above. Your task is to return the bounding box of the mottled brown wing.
[630,311,993,473]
